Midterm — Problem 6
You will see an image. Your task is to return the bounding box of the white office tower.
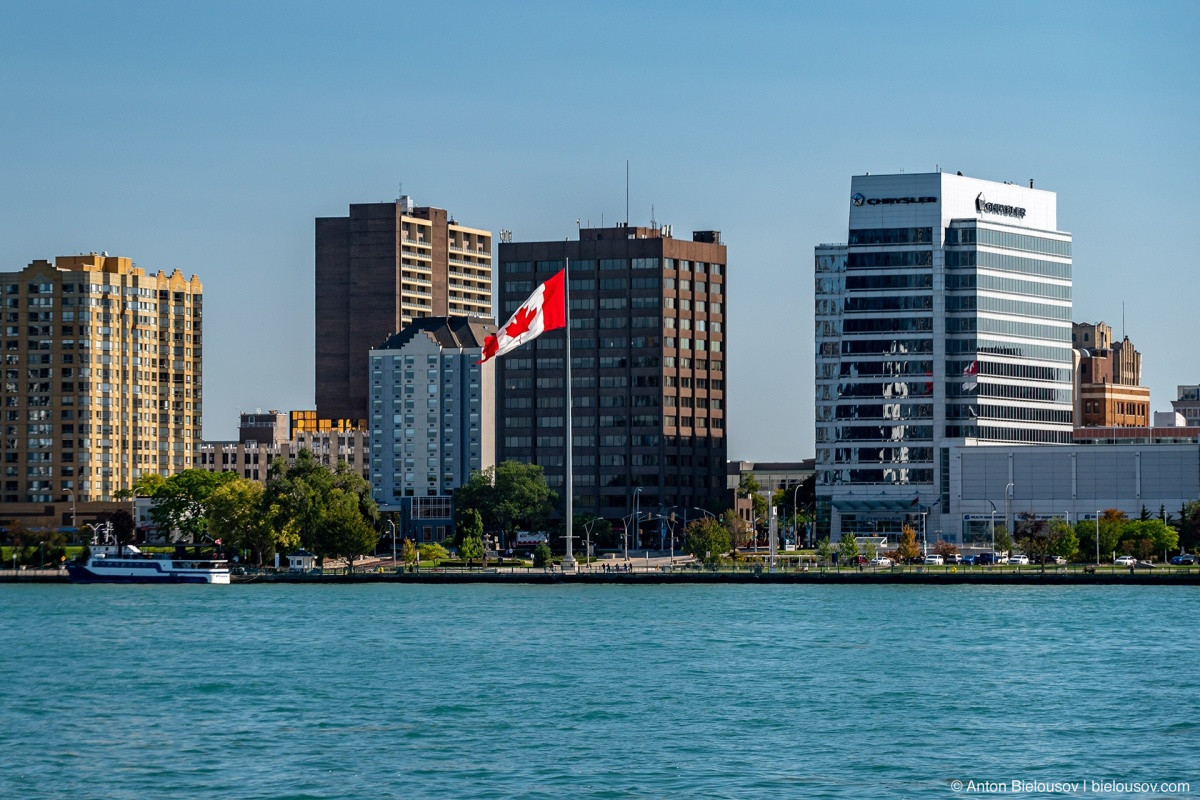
[814,172,1072,544]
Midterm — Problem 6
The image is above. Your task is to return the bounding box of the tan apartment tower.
[315,197,492,427]
[0,253,203,507]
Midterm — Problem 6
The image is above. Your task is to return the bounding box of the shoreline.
[5,568,1199,586]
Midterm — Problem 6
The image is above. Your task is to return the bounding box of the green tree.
[897,525,921,563]
[684,518,731,564]
[459,535,484,568]
[993,524,1014,555]
[148,469,238,543]
[815,537,833,566]
[532,541,552,568]
[265,450,378,560]
[455,461,556,545]
[721,509,752,549]
[838,532,860,563]
[454,507,484,550]
[1015,512,1051,564]
[1121,519,1178,562]
[1178,501,1200,552]
[107,509,137,551]
[863,541,877,562]
[314,488,379,574]
[417,542,449,563]
[401,538,418,570]
[1050,518,1078,561]
[205,477,278,566]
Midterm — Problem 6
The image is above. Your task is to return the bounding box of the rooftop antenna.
[625,160,630,226]
[650,204,656,229]
[1122,302,1125,340]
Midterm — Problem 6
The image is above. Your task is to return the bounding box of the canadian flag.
[478,269,566,364]
[961,360,979,392]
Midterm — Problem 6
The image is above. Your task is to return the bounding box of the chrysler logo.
[852,194,936,207]
[976,192,1026,219]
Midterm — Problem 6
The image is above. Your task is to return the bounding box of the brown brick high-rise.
[315,198,492,425]
[497,225,728,544]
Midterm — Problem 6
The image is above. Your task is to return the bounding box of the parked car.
[868,556,893,567]
[923,554,944,565]
[1039,555,1067,565]
[1169,554,1196,565]
[944,553,963,564]
[1009,554,1030,565]
[1114,555,1137,566]
[976,552,995,565]
[961,555,977,565]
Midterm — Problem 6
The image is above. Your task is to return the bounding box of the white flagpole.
[561,257,576,571]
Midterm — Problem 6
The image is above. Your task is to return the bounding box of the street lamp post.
[792,483,803,548]
[634,487,642,551]
[1095,510,1100,566]
[1005,482,1014,548]
[987,499,997,566]
[387,519,397,565]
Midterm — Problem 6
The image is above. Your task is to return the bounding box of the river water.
[1,584,1195,798]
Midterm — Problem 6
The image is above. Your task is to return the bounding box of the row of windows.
[835,403,933,421]
[833,424,933,441]
[844,274,932,292]
[838,381,933,399]
[977,383,1072,403]
[848,227,934,245]
[505,258,670,274]
[946,249,1071,281]
[970,425,1073,444]
[834,338,933,356]
[847,251,933,268]
[844,295,933,313]
[1083,400,1147,416]
[944,295,1070,320]
[819,467,934,485]
[977,228,1071,257]
[945,272,1071,300]
[945,338,1072,363]
[946,317,1070,342]
[843,317,933,334]
[839,359,933,378]
[833,446,933,463]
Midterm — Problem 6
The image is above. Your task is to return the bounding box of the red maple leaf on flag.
[506,305,538,339]
[481,335,499,361]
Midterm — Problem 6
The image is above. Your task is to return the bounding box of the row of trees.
[132,451,380,569]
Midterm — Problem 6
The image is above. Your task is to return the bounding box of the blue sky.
[2,1,1198,459]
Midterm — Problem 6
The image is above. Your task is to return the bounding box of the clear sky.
[2,1,1197,459]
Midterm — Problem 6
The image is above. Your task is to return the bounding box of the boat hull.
[66,564,230,585]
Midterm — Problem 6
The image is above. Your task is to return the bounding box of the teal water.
[1,584,1196,799]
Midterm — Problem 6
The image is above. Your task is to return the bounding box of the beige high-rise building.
[0,253,203,510]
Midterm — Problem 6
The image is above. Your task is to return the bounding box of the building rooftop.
[376,315,497,351]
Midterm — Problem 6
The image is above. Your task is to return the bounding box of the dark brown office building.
[497,225,728,541]
[315,197,492,425]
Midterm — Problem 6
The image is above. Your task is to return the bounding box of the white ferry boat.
[67,543,231,584]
